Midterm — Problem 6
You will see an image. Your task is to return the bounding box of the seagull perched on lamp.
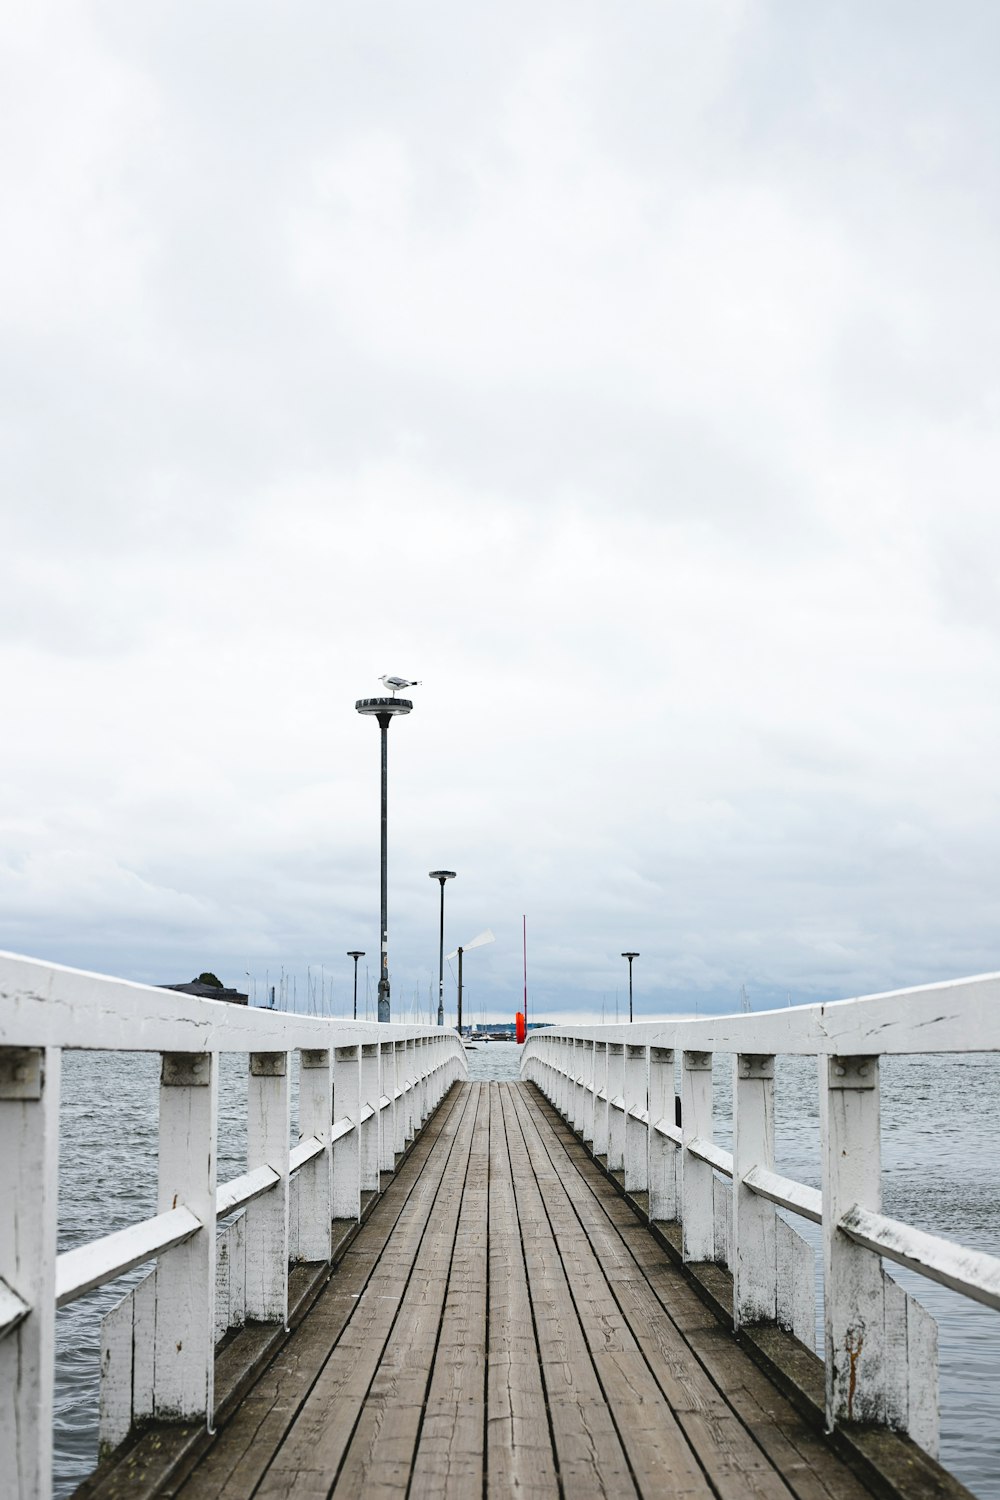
[380,674,421,696]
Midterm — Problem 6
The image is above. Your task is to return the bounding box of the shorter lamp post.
[621,952,639,1023]
[447,930,495,1036]
[429,871,456,1027]
[347,950,365,1021]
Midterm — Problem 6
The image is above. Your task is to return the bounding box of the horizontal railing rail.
[521,969,1000,1462]
[0,949,468,1500]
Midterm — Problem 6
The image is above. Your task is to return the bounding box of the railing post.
[394,1040,407,1155]
[575,1038,590,1128]
[648,1046,677,1221]
[155,1053,217,1421]
[380,1041,396,1171]
[582,1039,596,1147]
[414,1037,427,1128]
[593,1041,609,1159]
[682,1050,714,1262]
[360,1044,380,1192]
[297,1050,333,1262]
[607,1043,626,1173]
[733,1054,776,1327]
[333,1045,362,1221]
[624,1044,648,1193]
[0,1045,60,1500]
[246,1052,290,1323]
[822,1054,885,1428]
[404,1038,416,1142]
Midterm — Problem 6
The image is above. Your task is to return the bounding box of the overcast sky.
[3,2,1000,1022]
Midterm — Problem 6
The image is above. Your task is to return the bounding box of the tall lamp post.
[429,871,456,1027]
[356,693,413,1021]
[621,951,639,1023]
[346,950,364,1021]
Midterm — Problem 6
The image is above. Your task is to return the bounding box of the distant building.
[159,975,248,1005]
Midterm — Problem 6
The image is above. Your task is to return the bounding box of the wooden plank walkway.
[173,1082,879,1500]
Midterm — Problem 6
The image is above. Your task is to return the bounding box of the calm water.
[54,1046,999,1497]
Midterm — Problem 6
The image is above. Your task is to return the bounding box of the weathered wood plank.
[161,1082,898,1500]
[252,1084,480,1497]
[174,1085,469,1499]
[527,1086,878,1500]
[332,1083,486,1497]
[507,1085,717,1500]
[498,1085,639,1500]
[408,1084,490,1497]
[484,1086,558,1500]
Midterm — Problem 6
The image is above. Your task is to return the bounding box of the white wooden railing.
[0,951,468,1500]
[521,972,1000,1460]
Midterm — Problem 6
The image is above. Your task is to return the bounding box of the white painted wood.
[733,1054,777,1328]
[288,1167,300,1264]
[154,1050,217,1422]
[288,1136,325,1173]
[686,1137,733,1176]
[0,1277,30,1338]
[624,1045,648,1193]
[379,1043,395,1171]
[333,1046,361,1220]
[647,1047,677,1222]
[517,970,1000,1059]
[360,1045,380,1193]
[593,1043,609,1158]
[403,1039,416,1143]
[840,1203,1000,1311]
[883,1273,909,1432]
[744,1166,823,1224]
[0,951,477,1065]
[229,1211,246,1332]
[682,1051,715,1263]
[217,1164,280,1216]
[0,1044,60,1500]
[654,1118,683,1147]
[776,1216,815,1349]
[607,1045,626,1172]
[582,1040,596,1145]
[98,1290,134,1456]
[132,1266,156,1424]
[822,1054,885,1428]
[906,1285,939,1457]
[713,1177,732,1268]
[215,1223,232,1343]
[57,1206,201,1306]
[245,1052,290,1324]
[393,1041,407,1156]
[296,1049,332,1263]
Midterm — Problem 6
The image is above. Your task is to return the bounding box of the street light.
[355,692,413,1021]
[447,930,495,1036]
[428,871,456,1027]
[621,952,639,1023]
[346,950,365,1021]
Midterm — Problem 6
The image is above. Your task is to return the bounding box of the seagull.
[380,674,421,696]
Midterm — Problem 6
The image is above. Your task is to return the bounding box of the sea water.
[52,1046,999,1497]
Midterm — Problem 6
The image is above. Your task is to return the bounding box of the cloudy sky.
[3,1,1000,1022]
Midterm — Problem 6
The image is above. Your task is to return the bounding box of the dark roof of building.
[159,981,249,1005]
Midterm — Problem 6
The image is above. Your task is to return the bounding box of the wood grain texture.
[162,1082,890,1500]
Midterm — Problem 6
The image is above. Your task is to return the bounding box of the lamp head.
[429,870,457,882]
[622,951,640,960]
[347,950,365,960]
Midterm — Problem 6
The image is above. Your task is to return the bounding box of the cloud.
[3,2,1000,1020]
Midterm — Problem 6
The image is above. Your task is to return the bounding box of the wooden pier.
[3,955,997,1500]
[82,1081,948,1500]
